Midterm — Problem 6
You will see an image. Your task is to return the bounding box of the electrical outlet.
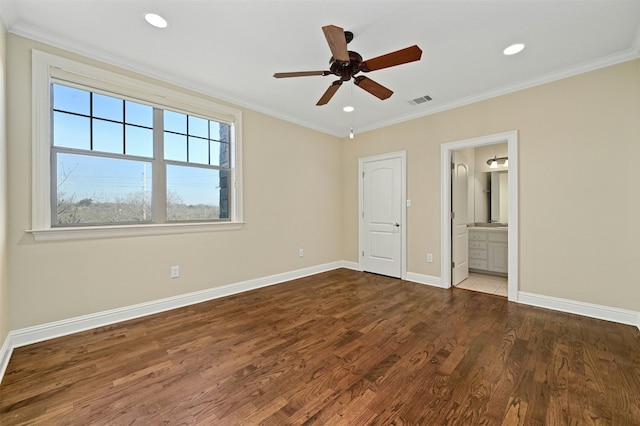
[299,249,304,257]
[427,253,433,263]
[171,266,180,278]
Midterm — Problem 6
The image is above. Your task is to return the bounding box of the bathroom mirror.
[473,171,508,223]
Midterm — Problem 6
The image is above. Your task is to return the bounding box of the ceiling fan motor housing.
[330,51,364,81]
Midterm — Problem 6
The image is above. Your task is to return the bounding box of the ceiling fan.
[274,25,422,106]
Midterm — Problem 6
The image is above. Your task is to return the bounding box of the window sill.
[28,221,245,242]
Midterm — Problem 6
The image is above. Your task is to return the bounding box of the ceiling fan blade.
[273,71,329,78]
[322,25,350,63]
[354,76,393,100]
[361,45,422,72]
[316,80,343,106]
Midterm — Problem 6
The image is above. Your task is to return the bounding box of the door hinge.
[362,171,365,178]
[452,261,455,268]
[362,251,364,257]
[451,211,455,219]
[451,162,455,170]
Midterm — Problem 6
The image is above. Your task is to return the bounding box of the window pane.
[55,153,152,225]
[125,125,153,158]
[164,110,186,133]
[210,121,230,142]
[93,93,123,121]
[166,165,229,221]
[125,101,153,127]
[188,115,208,138]
[53,84,90,115]
[164,132,187,162]
[210,141,230,167]
[93,119,124,154]
[188,136,208,165]
[53,111,90,149]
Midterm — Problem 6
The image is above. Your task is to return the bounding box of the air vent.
[409,95,433,105]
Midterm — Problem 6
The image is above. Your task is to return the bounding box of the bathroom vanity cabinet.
[468,228,508,274]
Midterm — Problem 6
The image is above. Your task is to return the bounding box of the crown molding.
[356,47,640,136]
[0,0,17,30]
[8,20,640,140]
[8,21,343,137]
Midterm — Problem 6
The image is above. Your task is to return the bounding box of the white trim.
[10,22,640,139]
[0,334,13,384]
[405,272,444,288]
[0,261,352,383]
[31,50,244,238]
[8,261,347,350]
[518,292,640,329]
[28,221,245,242]
[11,23,338,137]
[440,131,519,301]
[358,151,407,280]
[353,50,640,137]
[340,261,361,271]
[3,262,639,384]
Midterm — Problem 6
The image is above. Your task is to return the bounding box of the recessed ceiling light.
[144,13,168,29]
[343,106,354,112]
[503,43,525,56]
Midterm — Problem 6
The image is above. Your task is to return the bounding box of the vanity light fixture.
[487,156,508,168]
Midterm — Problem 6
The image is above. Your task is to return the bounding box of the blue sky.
[53,84,228,206]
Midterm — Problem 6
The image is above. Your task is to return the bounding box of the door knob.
[394,223,400,227]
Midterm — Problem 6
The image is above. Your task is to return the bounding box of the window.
[31,50,243,240]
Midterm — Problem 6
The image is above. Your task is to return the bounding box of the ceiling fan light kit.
[274,24,422,106]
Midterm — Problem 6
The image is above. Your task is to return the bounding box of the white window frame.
[29,50,244,241]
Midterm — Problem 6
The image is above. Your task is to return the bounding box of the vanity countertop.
[469,226,508,232]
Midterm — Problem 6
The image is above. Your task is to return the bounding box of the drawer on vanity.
[469,240,487,250]
[469,249,487,260]
[469,231,487,241]
[469,259,488,269]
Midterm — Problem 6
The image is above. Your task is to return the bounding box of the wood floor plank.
[1,268,640,425]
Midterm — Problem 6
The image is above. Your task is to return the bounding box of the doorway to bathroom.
[440,131,518,301]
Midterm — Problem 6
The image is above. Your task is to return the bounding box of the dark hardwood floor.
[1,269,639,425]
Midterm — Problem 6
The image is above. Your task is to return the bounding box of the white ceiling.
[1,0,639,137]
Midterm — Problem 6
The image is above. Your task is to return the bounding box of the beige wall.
[5,32,640,332]
[0,21,8,345]
[7,35,342,329]
[342,58,640,312]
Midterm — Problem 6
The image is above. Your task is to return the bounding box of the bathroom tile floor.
[456,272,507,297]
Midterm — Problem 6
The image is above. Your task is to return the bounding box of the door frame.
[440,131,519,301]
[359,151,407,279]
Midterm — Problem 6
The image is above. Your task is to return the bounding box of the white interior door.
[362,157,402,278]
[452,151,469,285]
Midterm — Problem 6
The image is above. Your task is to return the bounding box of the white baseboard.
[0,333,13,384]
[0,261,350,383]
[3,265,638,384]
[340,261,360,271]
[405,272,445,288]
[518,291,640,329]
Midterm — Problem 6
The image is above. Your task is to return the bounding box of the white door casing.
[452,151,469,285]
[359,152,406,279]
[440,131,518,301]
